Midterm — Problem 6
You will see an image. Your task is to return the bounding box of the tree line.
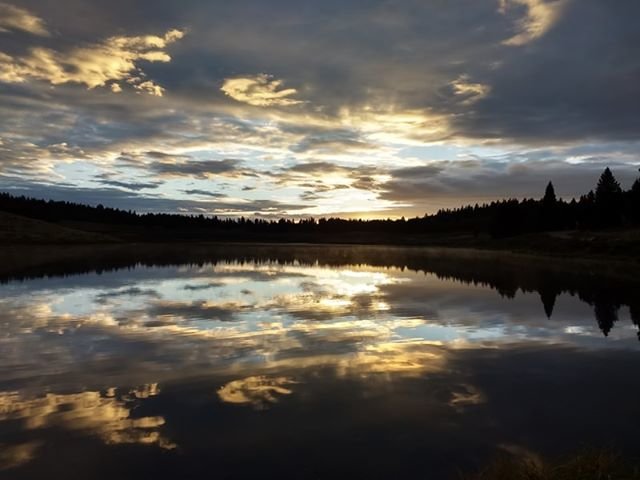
[1,167,639,239]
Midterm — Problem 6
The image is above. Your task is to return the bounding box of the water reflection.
[218,376,297,409]
[0,246,638,478]
[0,385,174,449]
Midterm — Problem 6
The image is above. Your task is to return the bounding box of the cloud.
[0,139,89,175]
[135,80,165,96]
[0,28,184,95]
[115,152,254,180]
[0,441,41,470]
[148,158,246,179]
[181,189,226,198]
[288,128,375,154]
[0,387,176,456]
[272,161,386,195]
[217,376,296,409]
[0,180,309,215]
[221,74,302,107]
[499,0,566,46]
[285,161,350,176]
[0,2,49,36]
[95,287,161,304]
[449,384,486,410]
[380,157,640,213]
[448,1,640,143]
[147,300,245,322]
[0,0,639,216]
[450,75,491,104]
[96,178,162,191]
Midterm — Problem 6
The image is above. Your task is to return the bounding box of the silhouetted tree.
[631,176,640,198]
[540,181,558,231]
[2,165,640,242]
[629,171,640,224]
[594,297,620,337]
[543,181,557,206]
[596,168,622,200]
[539,287,557,318]
[630,303,640,341]
[595,167,623,227]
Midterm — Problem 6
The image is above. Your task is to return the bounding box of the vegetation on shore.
[459,448,640,480]
[1,168,639,255]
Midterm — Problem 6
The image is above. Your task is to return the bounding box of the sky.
[0,0,639,218]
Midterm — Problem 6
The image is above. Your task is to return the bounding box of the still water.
[0,245,638,479]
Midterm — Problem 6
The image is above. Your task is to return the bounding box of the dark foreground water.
[0,245,639,479]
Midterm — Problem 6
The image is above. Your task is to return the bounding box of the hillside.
[0,211,115,244]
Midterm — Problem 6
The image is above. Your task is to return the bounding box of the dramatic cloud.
[499,0,566,46]
[0,2,48,36]
[380,157,640,214]
[0,387,175,452]
[0,441,40,470]
[0,0,639,216]
[0,28,184,95]
[148,158,245,179]
[450,75,491,104]
[181,189,226,198]
[0,139,89,175]
[218,376,296,409]
[96,178,162,191]
[1,180,309,215]
[221,74,302,107]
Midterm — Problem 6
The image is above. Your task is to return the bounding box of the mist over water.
[1,246,638,479]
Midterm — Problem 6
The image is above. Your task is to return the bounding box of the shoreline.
[3,233,640,258]
[2,241,639,283]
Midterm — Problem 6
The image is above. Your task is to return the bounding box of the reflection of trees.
[579,290,626,339]
[539,288,557,319]
[594,299,619,337]
[630,303,640,341]
[2,244,640,340]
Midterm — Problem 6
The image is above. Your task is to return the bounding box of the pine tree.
[543,181,557,207]
[630,170,640,225]
[596,168,622,202]
[540,181,558,230]
[595,167,623,227]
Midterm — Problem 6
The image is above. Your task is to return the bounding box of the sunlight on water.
[0,249,638,478]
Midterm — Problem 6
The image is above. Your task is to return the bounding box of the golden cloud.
[217,376,296,409]
[0,29,184,95]
[499,0,566,46]
[0,3,49,36]
[334,340,447,377]
[449,384,486,411]
[451,75,491,104]
[221,74,302,107]
[0,385,176,460]
[0,441,41,471]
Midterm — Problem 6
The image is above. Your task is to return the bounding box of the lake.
[1,244,638,479]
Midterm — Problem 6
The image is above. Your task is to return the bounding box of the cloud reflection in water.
[0,383,175,469]
[0,257,638,475]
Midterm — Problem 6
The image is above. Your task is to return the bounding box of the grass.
[0,211,114,244]
[459,449,640,480]
[2,209,640,263]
